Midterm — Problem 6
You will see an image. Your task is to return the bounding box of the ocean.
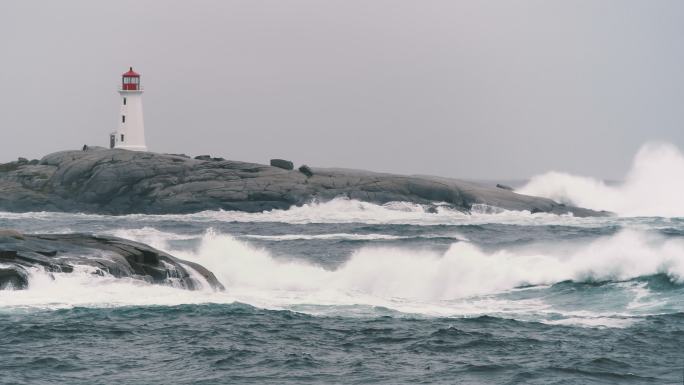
[1,198,683,384]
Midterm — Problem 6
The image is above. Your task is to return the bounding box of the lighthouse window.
[122,115,126,123]
[123,97,126,105]
[123,77,130,84]
[121,134,124,142]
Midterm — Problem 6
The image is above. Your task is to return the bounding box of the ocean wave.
[0,265,230,310]
[240,233,469,242]
[518,142,684,217]
[3,226,684,327]
[176,229,684,301]
[101,227,470,248]
[0,198,614,227]
[107,227,198,241]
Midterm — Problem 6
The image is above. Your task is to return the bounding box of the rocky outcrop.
[0,230,224,291]
[0,147,608,216]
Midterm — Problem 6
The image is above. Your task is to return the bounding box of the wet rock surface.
[0,147,607,216]
[0,230,224,291]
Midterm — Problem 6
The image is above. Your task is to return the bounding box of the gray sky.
[1,0,683,179]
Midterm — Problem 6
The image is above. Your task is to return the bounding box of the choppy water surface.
[1,199,684,384]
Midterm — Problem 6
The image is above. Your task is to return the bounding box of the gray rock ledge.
[0,147,608,217]
[0,230,224,291]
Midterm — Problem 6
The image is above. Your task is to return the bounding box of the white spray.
[518,142,684,217]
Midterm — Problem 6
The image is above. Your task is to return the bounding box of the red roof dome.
[122,67,140,77]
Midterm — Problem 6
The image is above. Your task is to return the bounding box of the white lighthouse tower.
[110,67,147,151]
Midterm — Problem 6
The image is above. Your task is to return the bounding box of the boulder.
[298,164,314,177]
[270,159,294,170]
[168,153,190,159]
[496,184,514,191]
[194,155,211,161]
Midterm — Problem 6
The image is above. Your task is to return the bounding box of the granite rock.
[0,229,224,291]
[0,147,608,216]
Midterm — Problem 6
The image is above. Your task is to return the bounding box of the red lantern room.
[121,67,141,91]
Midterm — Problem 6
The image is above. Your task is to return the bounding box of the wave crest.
[177,228,684,301]
[4,227,683,325]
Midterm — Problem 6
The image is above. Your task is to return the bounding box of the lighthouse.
[110,67,147,151]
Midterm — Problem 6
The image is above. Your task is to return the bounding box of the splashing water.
[518,142,684,217]
[175,228,684,301]
[2,224,682,325]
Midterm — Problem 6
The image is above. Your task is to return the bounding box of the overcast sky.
[1,0,683,179]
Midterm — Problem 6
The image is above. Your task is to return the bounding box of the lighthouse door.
[110,134,115,149]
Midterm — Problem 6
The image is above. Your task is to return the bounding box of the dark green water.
[2,304,682,385]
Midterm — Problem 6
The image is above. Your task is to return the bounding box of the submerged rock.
[0,229,24,240]
[0,147,607,216]
[0,230,224,291]
[0,266,28,290]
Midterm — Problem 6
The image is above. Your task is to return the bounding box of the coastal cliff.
[0,147,605,216]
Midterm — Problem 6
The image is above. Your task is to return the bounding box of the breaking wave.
[240,233,469,241]
[177,229,684,301]
[518,142,684,217]
[3,226,683,327]
[0,198,601,228]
